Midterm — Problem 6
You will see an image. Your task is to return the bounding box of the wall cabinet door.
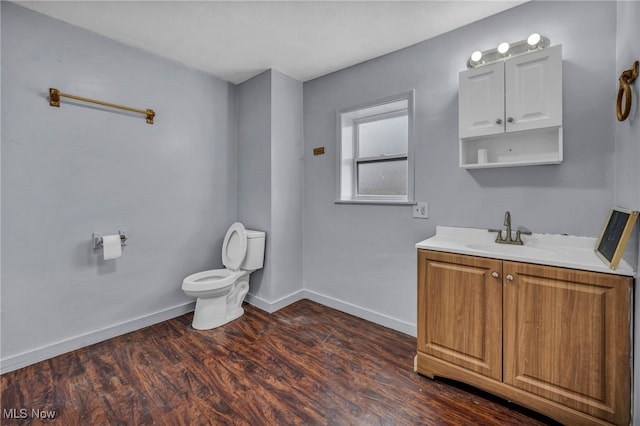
[458,62,505,138]
[502,261,631,425]
[505,46,562,132]
[417,250,503,380]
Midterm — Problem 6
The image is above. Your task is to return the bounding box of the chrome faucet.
[489,211,531,245]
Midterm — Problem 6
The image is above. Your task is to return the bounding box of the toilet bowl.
[182,222,265,330]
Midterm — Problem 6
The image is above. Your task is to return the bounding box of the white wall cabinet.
[459,45,563,168]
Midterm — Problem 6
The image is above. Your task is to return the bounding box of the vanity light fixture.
[470,51,483,63]
[527,33,541,48]
[466,33,550,69]
[497,42,510,55]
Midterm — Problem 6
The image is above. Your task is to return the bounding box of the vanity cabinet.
[417,251,503,380]
[458,45,563,168]
[416,249,632,426]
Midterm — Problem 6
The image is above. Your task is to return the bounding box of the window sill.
[335,199,416,206]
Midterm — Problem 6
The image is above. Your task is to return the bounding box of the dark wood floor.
[2,300,558,425]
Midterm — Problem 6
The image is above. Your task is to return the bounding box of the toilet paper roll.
[478,149,488,164]
[102,234,122,260]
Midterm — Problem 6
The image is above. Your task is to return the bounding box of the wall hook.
[616,60,639,122]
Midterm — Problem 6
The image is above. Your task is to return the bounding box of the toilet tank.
[242,230,265,271]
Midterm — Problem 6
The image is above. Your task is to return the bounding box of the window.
[338,92,414,203]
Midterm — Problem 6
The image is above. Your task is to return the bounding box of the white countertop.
[416,226,635,276]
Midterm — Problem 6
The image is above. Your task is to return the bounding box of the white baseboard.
[245,289,306,313]
[303,290,417,337]
[246,289,416,337]
[0,301,195,374]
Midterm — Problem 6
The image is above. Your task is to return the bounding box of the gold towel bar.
[49,88,155,124]
[616,61,638,122]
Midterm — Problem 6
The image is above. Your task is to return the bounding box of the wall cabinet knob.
[507,117,514,123]
[496,118,502,124]
[491,272,499,278]
[506,274,514,281]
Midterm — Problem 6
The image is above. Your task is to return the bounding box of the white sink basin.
[465,243,554,258]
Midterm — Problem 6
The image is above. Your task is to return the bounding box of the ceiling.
[16,1,526,84]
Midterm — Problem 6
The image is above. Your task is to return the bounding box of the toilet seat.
[182,223,249,295]
[182,269,246,293]
[222,222,247,271]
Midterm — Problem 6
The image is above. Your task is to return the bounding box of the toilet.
[182,222,265,330]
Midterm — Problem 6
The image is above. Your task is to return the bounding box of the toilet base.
[189,278,250,330]
[191,303,245,330]
[191,299,244,330]
[191,296,229,330]
[226,306,245,323]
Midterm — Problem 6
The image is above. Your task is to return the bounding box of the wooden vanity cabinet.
[417,250,503,380]
[416,249,632,426]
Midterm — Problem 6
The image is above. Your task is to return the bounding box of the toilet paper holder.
[93,231,127,250]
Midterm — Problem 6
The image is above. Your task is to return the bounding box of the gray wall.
[270,71,304,303]
[615,0,640,418]
[237,70,303,307]
[1,2,238,371]
[303,1,620,334]
[237,71,272,300]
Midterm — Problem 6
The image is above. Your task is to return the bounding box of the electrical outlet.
[413,202,428,219]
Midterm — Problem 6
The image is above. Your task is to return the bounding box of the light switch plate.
[413,202,428,219]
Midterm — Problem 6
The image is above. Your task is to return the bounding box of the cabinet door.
[505,45,562,132]
[458,62,505,138]
[417,250,502,380]
[503,261,631,425]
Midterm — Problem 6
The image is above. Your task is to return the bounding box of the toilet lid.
[222,222,247,271]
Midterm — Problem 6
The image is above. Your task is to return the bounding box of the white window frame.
[337,91,415,204]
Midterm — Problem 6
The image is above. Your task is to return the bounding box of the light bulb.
[497,42,510,54]
[527,33,541,47]
[471,51,482,62]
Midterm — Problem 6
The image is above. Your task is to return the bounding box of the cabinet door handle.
[496,118,502,124]
[507,117,514,123]
[491,272,499,278]
[506,274,514,281]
